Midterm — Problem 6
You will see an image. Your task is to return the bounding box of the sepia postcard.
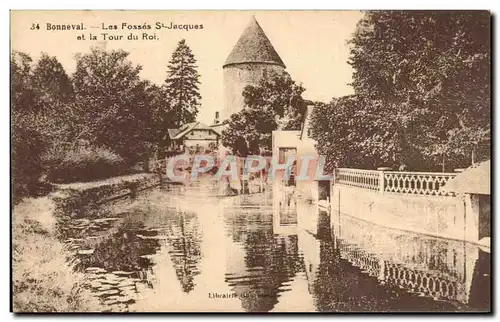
[10,10,491,313]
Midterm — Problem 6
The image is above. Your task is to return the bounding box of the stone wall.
[331,184,479,243]
[51,173,160,219]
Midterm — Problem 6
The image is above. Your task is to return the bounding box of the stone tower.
[222,17,286,121]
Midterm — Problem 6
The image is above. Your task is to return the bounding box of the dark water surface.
[59,183,490,312]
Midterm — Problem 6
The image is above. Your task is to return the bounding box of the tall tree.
[145,83,176,157]
[32,53,74,106]
[221,71,306,155]
[29,53,78,143]
[311,11,490,171]
[164,39,201,125]
[310,96,376,171]
[11,51,36,114]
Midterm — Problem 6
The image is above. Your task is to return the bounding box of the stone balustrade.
[335,168,457,197]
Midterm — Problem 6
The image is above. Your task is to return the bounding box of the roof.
[167,122,220,140]
[224,16,286,68]
[441,160,490,195]
[209,123,226,135]
[167,128,180,139]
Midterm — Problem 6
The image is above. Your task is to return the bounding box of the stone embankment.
[51,173,160,219]
[12,173,161,312]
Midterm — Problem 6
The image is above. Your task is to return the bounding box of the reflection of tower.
[224,205,302,312]
[296,203,324,295]
[222,16,286,121]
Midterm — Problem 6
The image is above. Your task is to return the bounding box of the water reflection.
[76,215,160,273]
[223,192,304,312]
[162,210,202,293]
[329,213,490,312]
[57,183,490,312]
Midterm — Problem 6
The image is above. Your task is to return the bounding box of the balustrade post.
[379,170,385,193]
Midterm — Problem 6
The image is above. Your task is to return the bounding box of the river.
[60,181,490,312]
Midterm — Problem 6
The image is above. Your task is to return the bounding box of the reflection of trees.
[225,210,303,312]
[76,217,160,272]
[163,211,202,294]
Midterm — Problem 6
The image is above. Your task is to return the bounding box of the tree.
[164,39,201,125]
[11,52,48,199]
[30,53,79,143]
[221,106,277,155]
[11,52,78,143]
[242,70,306,130]
[145,83,176,158]
[310,96,379,172]
[11,51,36,114]
[221,71,306,155]
[32,53,74,106]
[72,47,156,164]
[311,11,490,171]
[11,118,46,201]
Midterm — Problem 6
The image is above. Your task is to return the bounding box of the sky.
[11,10,364,124]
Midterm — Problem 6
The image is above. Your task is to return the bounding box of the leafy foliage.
[222,106,277,155]
[11,52,37,114]
[72,47,158,165]
[311,11,490,171]
[11,117,47,199]
[164,39,201,125]
[221,71,306,155]
[32,53,75,106]
[311,96,374,171]
[11,52,51,200]
[11,45,187,198]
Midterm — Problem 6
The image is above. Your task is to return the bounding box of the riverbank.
[12,197,100,312]
[12,173,160,312]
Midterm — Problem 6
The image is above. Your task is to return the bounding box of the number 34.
[30,23,40,30]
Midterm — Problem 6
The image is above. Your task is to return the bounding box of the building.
[167,122,221,154]
[297,104,331,205]
[441,159,491,247]
[270,103,331,206]
[221,16,286,121]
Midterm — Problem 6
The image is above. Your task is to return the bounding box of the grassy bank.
[12,197,100,312]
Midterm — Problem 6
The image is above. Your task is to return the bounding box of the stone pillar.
[464,193,480,243]
[377,168,390,193]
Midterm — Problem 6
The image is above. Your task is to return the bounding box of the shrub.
[43,144,126,183]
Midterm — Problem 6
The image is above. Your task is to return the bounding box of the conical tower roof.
[224,17,286,68]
